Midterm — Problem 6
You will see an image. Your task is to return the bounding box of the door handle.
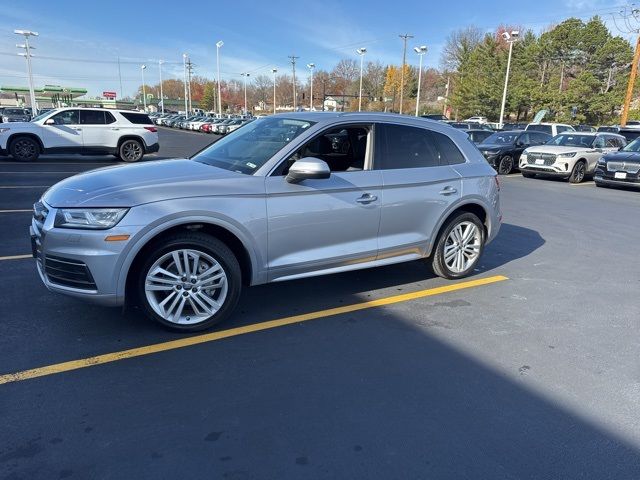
[71,127,82,131]
[110,128,120,130]
[356,193,378,204]
[439,186,457,195]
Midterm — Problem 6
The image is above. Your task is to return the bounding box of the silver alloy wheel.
[121,140,143,162]
[443,221,482,274]
[144,248,228,325]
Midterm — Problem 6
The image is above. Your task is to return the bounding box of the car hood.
[525,145,590,154]
[602,151,640,163]
[43,159,256,208]
[479,143,511,152]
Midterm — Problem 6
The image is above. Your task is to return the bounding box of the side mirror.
[44,118,55,125]
[286,157,331,184]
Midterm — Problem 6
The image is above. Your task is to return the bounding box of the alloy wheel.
[121,140,143,162]
[443,221,482,274]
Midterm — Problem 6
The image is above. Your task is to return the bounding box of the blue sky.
[0,0,630,97]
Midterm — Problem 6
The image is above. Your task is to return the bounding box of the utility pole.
[442,76,450,117]
[186,58,194,113]
[622,35,640,127]
[398,33,414,114]
[182,53,188,115]
[117,56,123,100]
[158,60,164,114]
[272,68,277,114]
[216,41,224,116]
[288,54,299,110]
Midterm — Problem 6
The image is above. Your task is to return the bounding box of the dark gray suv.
[31,113,502,331]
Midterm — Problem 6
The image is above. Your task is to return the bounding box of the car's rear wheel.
[137,233,241,331]
[521,171,536,178]
[497,155,514,175]
[118,139,144,162]
[569,160,586,184]
[430,212,485,280]
[9,136,40,162]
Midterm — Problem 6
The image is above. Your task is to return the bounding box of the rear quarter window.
[119,112,153,125]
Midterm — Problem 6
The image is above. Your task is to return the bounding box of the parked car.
[618,127,640,143]
[525,122,575,136]
[519,132,626,183]
[594,137,640,190]
[466,129,494,144]
[596,125,620,133]
[31,112,501,331]
[501,122,527,131]
[479,130,552,174]
[211,119,235,134]
[1,107,32,123]
[573,124,596,132]
[444,121,472,130]
[0,107,158,162]
[464,116,488,124]
[420,114,448,121]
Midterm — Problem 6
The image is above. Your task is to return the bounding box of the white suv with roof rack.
[0,107,159,162]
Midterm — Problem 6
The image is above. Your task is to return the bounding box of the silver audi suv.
[31,113,501,331]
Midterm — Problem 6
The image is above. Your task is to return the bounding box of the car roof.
[528,122,571,126]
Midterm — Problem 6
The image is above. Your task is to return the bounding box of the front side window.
[50,110,79,125]
[80,110,106,125]
[557,125,571,133]
[375,123,465,170]
[193,116,314,175]
[593,136,606,148]
[622,138,640,152]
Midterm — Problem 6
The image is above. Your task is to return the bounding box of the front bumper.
[594,174,640,189]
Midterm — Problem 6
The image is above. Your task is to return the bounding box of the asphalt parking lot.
[1,127,640,479]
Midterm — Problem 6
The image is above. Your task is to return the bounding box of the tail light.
[494,176,501,191]
[144,126,157,133]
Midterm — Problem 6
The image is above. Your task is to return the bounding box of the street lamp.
[182,53,188,115]
[141,65,147,112]
[498,30,519,129]
[241,72,250,114]
[272,68,277,114]
[158,60,164,114]
[14,30,38,115]
[413,45,427,116]
[216,40,224,116]
[306,63,315,111]
[356,48,366,111]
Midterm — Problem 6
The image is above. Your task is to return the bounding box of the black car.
[478,130,552,174]
[594,137,640,190]
[618,127,640,143]
[1,107,31,123]
[445,121,472,130]
[597,126,620,133]
[466,129,494,144]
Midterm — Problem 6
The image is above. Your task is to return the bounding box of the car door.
[80,110,119,153]
[42,109,82,152]
[374,122,462,261]
[513,132,531,161]
[265,124,382,281]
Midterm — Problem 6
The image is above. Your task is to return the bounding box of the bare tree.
[440,26,484,72]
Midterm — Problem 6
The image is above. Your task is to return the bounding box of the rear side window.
[527,124,552,134]
[80,110,106,125]
[104,111,116,124]
[119,112,153,125]
[375,123,466,169]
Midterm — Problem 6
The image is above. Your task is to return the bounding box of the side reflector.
[105,234,130,242]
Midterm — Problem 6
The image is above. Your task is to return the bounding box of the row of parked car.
[149,112,254,135]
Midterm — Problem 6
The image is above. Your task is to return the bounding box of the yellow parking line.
[0,275,508,385]
[0,254,32,261]
[0,209,31,213]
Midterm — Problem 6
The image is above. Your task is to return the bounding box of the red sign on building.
[103,91,117,99]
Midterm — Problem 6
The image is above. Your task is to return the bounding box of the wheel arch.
[426,200,491,257]
[7,133,44,153]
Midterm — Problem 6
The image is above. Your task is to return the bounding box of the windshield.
[548,134,594,148]
[482,132,518,145]
[622,138,640,152]
[193,116,314,174]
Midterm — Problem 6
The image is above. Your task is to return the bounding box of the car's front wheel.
[569,160,586,184]
[9,136,40,162]
[430,212,485,280]
[137,233,241,331]
[497,155,514,175]
[118,139,144,162]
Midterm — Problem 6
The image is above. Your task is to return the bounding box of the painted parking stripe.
[0,254,32,261]
[0,275,508,385]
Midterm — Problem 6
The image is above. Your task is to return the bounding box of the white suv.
[0,107,159,162]
[525,122,575,137]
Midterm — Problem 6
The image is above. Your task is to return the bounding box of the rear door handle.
[439,186,457,195]
[356,193,378,204]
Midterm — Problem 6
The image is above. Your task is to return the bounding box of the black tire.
[569,160,586,184]
[136,233,242,332]
[118,139,144,163]
[497,155,514,175]
[9,136,40,162]
[430,212,485,280]
[521,171,536,178]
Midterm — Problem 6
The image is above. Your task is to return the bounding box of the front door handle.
[439,186,457,196]
[356,193,378,204]
[71,127,82,131]
[111,128,120,131]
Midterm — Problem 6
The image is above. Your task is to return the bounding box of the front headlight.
[54,208,129,229]
[558,152,577,158]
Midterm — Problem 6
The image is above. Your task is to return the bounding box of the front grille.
[527,153,557,166]
[606,161,640,174]
[44,255,97,290]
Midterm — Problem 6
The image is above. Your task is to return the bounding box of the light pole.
[216,40,224,116]
[182,53,188,115]
[241,72,250,114]
[414,45,427,116]
[158,60,164,114]
[14,30,38,115]
[272,68,277,114]
[498,30,519,129]
[306,63,315,110]
[141,65,147,112]
[356,48,367,111]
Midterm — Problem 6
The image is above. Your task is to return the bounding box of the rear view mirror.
[286,157,331,183]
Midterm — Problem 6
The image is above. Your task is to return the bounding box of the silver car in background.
[31,112,501,331]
